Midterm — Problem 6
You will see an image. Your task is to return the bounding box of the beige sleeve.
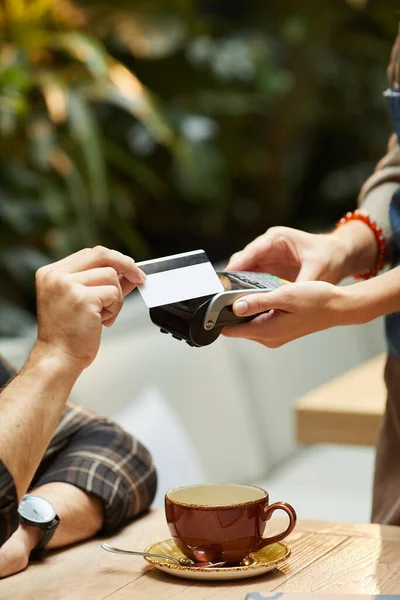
[358,134,400,257]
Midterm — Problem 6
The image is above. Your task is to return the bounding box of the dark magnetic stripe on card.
[140,253,209,275]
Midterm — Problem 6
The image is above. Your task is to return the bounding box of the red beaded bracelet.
[336,210,387,280]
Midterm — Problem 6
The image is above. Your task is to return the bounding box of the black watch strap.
[26,515,60,561]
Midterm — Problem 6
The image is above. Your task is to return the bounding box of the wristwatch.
[18,494,60,559]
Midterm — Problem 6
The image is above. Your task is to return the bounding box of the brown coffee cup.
[165,483,296,565]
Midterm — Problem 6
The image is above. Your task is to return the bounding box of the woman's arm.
[343,265,400,324]
[223,264,400,348]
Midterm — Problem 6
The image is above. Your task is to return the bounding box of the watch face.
[18,495,56,523]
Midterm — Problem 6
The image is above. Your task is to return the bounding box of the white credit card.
[136,250,224,308]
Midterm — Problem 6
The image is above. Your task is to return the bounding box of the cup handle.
[257,501,297,549]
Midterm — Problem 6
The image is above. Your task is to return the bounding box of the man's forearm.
[32,482,104,548]
[0,343,83,500]
[0,482,104,578]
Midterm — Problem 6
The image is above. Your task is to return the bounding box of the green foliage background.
[0,0,399,335]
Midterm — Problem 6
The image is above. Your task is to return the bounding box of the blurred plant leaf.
[0,159,41,189]
[5,0,55,24]
[67,89,108,218]
[87,67,173,144]
[112,13,186,59]
[108,218,148,258]
[51,32,109,78]
[0,193,40,234]
[173,139,228,203]
[105,141,167,198]
[40,179,68,227]
[196,90,270,116]
[28,118,55,170]
[49,147,97,246]
[36,71,68,123]
[26,0,54,21]
[4,0,26,23]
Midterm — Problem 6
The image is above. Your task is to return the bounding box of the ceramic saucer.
[144,538,291,581]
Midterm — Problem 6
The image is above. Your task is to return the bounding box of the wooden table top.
[3,509,400,600]
[295,353,386,446]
